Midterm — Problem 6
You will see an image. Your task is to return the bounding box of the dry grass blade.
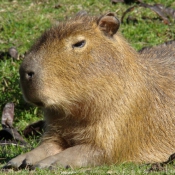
[1,103,14,128]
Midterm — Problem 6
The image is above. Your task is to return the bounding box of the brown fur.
[5,13,175,169]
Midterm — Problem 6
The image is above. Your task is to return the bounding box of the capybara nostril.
[26,71,34,80]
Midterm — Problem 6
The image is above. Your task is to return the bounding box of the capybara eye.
[72,40,86,48]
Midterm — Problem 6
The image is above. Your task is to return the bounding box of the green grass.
[1,0,175,174]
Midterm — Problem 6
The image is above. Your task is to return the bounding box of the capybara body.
[5,12,175,169]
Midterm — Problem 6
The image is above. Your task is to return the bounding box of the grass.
[0,0,175,174]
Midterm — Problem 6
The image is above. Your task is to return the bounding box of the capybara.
[4,12,175,169]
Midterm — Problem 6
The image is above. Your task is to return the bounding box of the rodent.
[4,12,175,169]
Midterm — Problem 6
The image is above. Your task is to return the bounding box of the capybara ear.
[97,13,120,37]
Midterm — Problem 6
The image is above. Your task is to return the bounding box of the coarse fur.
[4,12,175,169]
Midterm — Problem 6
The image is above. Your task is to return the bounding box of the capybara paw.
[32,159,57,170]
[32,162,51,170]
[32,162,69,170]
[3,154,34,170]
[3,161,20,170]
[32,157,70,170]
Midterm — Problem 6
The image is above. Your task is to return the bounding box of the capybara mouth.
[20,84,45,107]
[23,95,45,107]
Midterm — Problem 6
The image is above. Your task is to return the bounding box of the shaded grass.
[1,0,175,174]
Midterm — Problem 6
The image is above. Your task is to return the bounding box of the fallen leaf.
[164,153,175,164]
[23,120,45,138]
[0,103,29,147]
[148,163,165,172]
[121,2,175,24]
[111,0,141,4]
[54,4,62,9]
[147,152,175,172]
[111,0,124,4]
[8,47,19,60]
[0,128,28,146]
[1,103,14,128]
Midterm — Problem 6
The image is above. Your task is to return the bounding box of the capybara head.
[19,13,131,109]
